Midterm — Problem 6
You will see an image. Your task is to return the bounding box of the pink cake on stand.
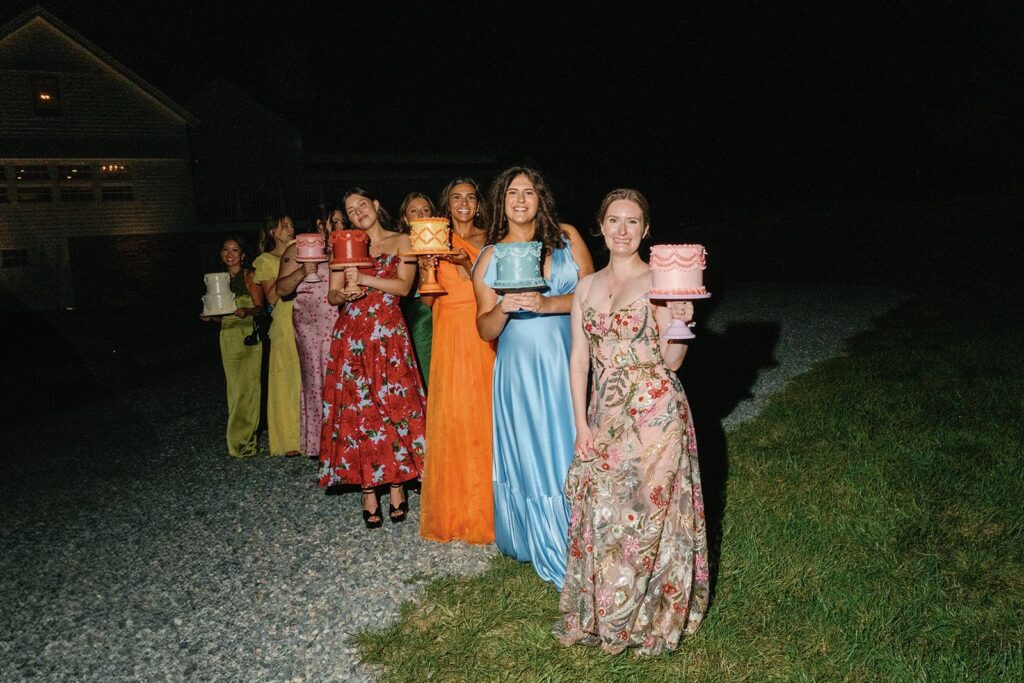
[295,233,327,283]
[648,244,710,340]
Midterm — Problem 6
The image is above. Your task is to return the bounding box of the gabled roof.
[0,4,198,126]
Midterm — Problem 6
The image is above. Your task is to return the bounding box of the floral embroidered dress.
[318,254,426,488]
[553,295,709,656]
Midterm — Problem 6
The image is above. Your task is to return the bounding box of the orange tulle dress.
[419,233,496,544]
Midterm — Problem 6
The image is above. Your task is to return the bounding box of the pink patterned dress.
[292,260,339,458]
[318,254,426,488]
[553,296,709,655]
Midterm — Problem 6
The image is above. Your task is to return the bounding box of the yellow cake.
[408,217,451,252]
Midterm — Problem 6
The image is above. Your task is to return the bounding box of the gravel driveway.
[0,284,907,681]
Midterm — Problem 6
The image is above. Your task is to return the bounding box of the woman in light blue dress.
[472,166,594,589]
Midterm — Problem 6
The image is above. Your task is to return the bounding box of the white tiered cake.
[202,272,237,316]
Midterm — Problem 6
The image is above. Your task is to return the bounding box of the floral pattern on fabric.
[318,254,426,487]
[553,296,709,655]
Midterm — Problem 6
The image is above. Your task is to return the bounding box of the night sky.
[22,1,1024,226]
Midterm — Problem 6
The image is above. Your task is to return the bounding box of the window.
[59,164,93,182]
[16,186,53,203]
[60,187,94,202]
[100,164,130,180]
[32,76,60,116]
[102,185,134,201]
[1,249,30,268]
[15,165,50,181]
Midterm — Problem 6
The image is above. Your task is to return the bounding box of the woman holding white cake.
[552,188,708,655]
[472,166,594,588]
[419,177,496,544]
[320,188,426,528]
[274,206,343,461]
[253,214,302,458]
[202,237,265,458]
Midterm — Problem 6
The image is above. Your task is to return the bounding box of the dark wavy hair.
[395,192,436,234]
[343,187,392,230]
[258,214,291,254]
[486,166,565,256]
[438,177,488,230]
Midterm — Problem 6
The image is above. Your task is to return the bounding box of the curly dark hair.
[395,192,436,234]
[486,166,566,256]
[343,187,392,230]
[438,177,488,231]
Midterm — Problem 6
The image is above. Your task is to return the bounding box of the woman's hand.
[574,422,595,461]
[440,248,472,268]
[498,293,522,314]
[516,291,545,313]
[302,261,316,275]
[345,266,360,289]
[667,301,694,322]
[234,308,248,319]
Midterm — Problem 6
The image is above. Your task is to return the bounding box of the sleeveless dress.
[292,261,339,459]
[253,251,301,455]
[481,240,579,588]
[553,295,709,655]
[219,271,261,457]
[319,253,426,488]
[420,233,496,544]
[402,297,432,387]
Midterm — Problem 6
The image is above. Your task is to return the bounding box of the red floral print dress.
[318,254,426,488]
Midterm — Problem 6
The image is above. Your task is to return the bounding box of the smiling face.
[503,174,539,227]
[600,199,647,256]
[274,216,295,242]
[448,182,479,228]
[345,194,380,230]
[404,197,433,222]
[220,239,244,270]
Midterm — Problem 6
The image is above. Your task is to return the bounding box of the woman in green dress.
[253,215,302,457]
[396,192,436,387]
[202,237,265,457]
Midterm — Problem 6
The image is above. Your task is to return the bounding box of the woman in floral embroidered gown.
[553,189,709,655]
[319,188,426,528]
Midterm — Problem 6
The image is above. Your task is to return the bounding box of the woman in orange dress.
[418,177,496,544]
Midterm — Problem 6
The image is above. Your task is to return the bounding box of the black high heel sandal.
[361,488,383,529]
[389,483,408,524]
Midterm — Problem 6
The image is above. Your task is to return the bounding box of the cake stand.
[493,281,549,294]
[646,291,711,340]
[330,257,375,295]
[401,248,461,295]
[295,252,328,283]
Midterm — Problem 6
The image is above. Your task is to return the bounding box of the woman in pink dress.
[275,205,345,460]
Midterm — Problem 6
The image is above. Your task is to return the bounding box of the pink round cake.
[295,233,326,262]
[649,244,707,296]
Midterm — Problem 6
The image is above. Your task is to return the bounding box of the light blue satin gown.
[480,240,579,589]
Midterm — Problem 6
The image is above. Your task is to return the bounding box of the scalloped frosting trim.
[649,286,707,295]
[650,244,707,271]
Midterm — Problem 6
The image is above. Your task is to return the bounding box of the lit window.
[60,187,94,202]
[16,186,53,203]
[59,164,93,182]
[1,249,30,267]
[100,164,131,180]
[32,76,60,116]
[102,185,134,201]
[15,165,50,181]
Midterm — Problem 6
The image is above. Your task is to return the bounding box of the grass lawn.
[357,287,1023,682]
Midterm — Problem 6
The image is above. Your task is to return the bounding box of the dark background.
[23,0,1024,230]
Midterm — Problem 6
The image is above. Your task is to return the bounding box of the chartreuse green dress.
[219,271,261,457]
[253,251,301,456]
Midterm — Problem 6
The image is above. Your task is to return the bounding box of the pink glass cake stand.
[647,291,712,340]
[295,251,328,283]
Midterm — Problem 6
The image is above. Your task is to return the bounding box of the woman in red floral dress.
[319,188,426,528]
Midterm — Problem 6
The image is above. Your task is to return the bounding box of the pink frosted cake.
[649,244,708,296]
[295,233,327,262]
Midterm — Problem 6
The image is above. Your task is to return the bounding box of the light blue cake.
[492,241,547,291]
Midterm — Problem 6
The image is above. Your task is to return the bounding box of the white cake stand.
[647,291,712,340]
